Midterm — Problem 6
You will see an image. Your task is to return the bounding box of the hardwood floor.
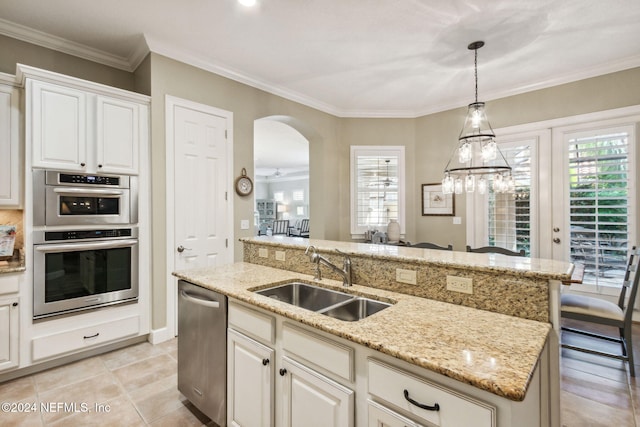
[1,322,639,426]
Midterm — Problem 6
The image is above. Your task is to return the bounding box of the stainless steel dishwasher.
[178,280,227,426]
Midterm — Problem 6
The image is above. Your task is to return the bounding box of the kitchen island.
[174,237,572,427]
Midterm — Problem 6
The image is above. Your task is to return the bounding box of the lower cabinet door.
[279,356,354,427]
[227,329,275,427]
[0,296,19,371]
[367,400,425,427]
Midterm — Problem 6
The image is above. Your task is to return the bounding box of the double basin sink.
[254,281,392,321]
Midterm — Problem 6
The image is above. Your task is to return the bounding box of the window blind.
[355,156,398,228]
[568,131,630,287]
[488,145,531,255]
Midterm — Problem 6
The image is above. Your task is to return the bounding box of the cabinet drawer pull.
[262,358,269,366]
[403,389,440,411]
[83,332,100,340]
[279,368,287,376]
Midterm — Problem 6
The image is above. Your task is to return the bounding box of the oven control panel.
[58,173,121,186]
[43,228,134,242]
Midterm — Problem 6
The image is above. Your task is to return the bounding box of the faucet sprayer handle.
[305,245,318,262]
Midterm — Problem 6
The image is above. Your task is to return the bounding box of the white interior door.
[166,96,233,338]
[174,104,229,269]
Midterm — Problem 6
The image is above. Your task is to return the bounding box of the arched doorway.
[253,117,310,236]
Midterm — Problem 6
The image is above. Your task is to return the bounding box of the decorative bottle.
[387,219,400,243]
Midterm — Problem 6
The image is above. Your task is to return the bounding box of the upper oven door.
[43,186,131,226]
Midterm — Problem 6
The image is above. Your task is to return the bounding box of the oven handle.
[34,239,138,253]
[53,188,125,196]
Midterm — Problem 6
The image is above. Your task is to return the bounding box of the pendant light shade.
[442,41,513,195]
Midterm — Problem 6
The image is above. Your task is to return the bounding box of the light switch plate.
[240,219,250,229]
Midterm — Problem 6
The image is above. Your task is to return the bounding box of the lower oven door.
[33,238,139,319]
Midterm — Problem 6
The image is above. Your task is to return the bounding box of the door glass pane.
[488,144,531,255]
[568,130,630,288]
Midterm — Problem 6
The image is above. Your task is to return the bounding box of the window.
[292,189,304,202]
[566,126,635,289]
[350,146,405,238]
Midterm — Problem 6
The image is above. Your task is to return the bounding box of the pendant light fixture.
[442,41,514,195]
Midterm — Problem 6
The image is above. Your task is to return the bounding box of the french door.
[469,111,638,294]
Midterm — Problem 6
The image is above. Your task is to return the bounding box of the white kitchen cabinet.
[95,95,140,174]
[0,83,21,206]
[279,356,354,427]
[29,79,87,171]
[0,296,19,372]
[227,328,275,427]
[25,71,147,175]
[228,301,354,427]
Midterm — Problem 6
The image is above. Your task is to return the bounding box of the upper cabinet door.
[0,84,21,207]
[29,79,87,171]
[96,96,140,175]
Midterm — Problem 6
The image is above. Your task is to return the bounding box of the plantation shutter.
[488,144,532,255]
[568,130,631,287]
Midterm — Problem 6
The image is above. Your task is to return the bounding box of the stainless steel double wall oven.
[32,170,139,319]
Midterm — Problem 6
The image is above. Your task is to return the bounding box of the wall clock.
[235,168,253,196]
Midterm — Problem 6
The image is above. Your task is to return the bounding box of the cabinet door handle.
[262,358,269,366]
[80,162,86,167]
[403,389,440,411]
[98,164,103,168]
[279,368,287,376]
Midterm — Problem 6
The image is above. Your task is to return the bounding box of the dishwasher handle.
[180,290,221,308]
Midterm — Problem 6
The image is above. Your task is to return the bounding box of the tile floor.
[0,320,639,427]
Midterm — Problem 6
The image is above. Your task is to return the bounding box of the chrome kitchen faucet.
[305,245,352,287]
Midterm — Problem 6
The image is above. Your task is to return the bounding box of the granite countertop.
[0,249,26,274]
[173,262,551,402]
[242,236,574,281]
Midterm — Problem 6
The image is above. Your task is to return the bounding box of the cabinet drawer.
[0,274,20,295]
[32,315,139,361]
[282,323,353,381]
[368,359,496,427]
[229,301,275,344]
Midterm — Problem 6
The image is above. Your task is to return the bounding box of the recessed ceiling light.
[238,0,257,7]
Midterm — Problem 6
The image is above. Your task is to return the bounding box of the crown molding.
[0,18,135,72]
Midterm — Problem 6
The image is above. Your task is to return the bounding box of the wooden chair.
[289,218,309,238]
[466,245,525,257]
[411,242,453,251]
[561,246,640,376]
[271,219,289,235]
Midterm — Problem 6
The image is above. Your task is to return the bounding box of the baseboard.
[149,326,175,344]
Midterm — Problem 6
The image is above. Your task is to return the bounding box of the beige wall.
[148,53,342,329]
[0,35,136,91]
[2,34,640,332]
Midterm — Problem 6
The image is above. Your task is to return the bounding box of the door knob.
[177,245,192,253]
[553,238,561,244]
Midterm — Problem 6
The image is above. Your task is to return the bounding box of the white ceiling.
[254,118,309,178]
[1,0,639,119]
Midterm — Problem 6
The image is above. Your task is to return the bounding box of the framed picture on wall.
[422,183,454,216]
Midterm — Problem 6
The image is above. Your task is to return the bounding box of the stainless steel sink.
[319,297,391,322]
[255,282,353,312]
[254,281,392,321]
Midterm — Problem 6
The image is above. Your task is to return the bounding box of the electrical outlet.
[396,268,417,285]
[240,219,250,230]
[446,275,473,294]
[275,251,286,261]
[258,248,268,258]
